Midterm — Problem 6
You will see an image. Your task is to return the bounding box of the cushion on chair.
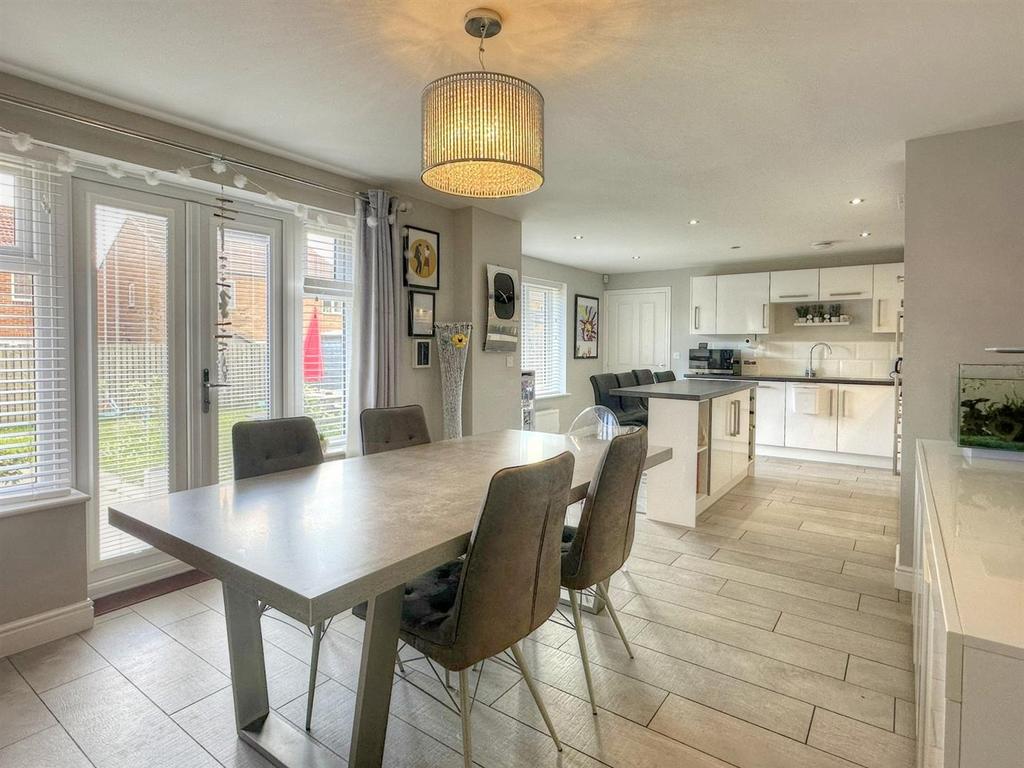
[353,559,463,648]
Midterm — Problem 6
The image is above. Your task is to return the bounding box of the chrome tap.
[806,342,832,378]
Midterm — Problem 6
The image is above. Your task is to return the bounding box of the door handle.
[694,306,700,329]
[829,291,863,297]
[828,389,834,417]
[762,303,769,329]
[201,367,231,414]
[778,293,809,299]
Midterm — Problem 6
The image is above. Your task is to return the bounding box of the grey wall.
[521,256,606,430]
[900,120,1024,568]
[606,249,903,375]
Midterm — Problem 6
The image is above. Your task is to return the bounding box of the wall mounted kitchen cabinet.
[689,275,717,334]
[715,272,771,334]
[769,268,819,302]
[872,262,904,333]
[818,265,873,300]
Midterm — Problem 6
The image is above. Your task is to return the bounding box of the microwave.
[689,348,739,374]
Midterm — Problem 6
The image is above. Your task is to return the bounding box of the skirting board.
[893,544,915,591]
[757,444,892,470]
[0,599,94,658]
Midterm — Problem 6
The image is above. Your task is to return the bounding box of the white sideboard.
[914,440,1024,768]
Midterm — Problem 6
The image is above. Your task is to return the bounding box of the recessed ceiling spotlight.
[572,234,583,240]
[631,255,641,260]
[849,197,865,205]
[688,219,700,225]
[860,231,871,238]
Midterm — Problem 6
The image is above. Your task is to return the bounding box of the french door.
[74,180,283,585]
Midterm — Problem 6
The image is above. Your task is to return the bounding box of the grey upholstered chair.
[360,404,431,455]
[231,417,326,731]
[616,371,648,410]
[561,427,647,714]
[632,369,656,386]
[653,370,677,382]
[355,451,576,768]
[589,373,646,427]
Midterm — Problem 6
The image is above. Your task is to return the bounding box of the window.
[301,228,354,452]
[0,156,72,501]
[521,277,567,398]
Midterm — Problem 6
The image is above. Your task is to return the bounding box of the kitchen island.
[612,379,757,527]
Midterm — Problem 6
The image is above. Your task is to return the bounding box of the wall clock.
[484,264,519,352]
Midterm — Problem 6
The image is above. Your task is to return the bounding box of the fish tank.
[958,364,1024,452]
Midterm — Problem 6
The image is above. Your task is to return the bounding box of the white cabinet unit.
[689,275,717,334]
[819,265,873,300]
[770,269,819,302]
[715,272,771,334]
[754,381,785,446]
[710,391,752,495]
[837,384,894,457]
[872,262,904,333]
[784,382,837,451]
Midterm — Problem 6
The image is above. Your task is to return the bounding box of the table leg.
[222,584,343,768]
[349,584,404,768]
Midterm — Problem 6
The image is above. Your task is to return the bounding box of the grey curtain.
[347,190,400,455]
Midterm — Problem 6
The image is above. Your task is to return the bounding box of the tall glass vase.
[436,322,472,439]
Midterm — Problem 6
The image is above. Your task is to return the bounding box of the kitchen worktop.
[683,373,894,386]
[611,379,756,401]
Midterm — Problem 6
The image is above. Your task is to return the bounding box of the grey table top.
[682,373,895,386]
[611,379,756,401]
[109,429,671,626]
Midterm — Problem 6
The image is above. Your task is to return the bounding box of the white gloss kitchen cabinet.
[769,268,819,302]
[872,262,904,333]
[784,382,838,451]
[818,265,873,301]
[715,272,771,334]
[709,391,751,496]
[837,384,893,456]
[754,381,785,446]
[690,275,717,334]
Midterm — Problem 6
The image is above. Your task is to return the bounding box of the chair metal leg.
[595,582,634,659]
[446,669,452,688]
[458,669,473,768]
[568,590,598,715]
[305,621,324,731]
[510,643,562,751]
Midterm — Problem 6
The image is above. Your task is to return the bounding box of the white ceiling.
[2,1,1022,272]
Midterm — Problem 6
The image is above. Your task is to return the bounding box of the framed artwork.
[574,294,599,359]
[403,226,440,290]
[408,290,435,337]
[483,264,520,352]
[413,340,431,368]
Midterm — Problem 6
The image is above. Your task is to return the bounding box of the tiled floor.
[0,456,914,768]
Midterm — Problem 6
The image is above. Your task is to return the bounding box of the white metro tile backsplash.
[737,338,895,378]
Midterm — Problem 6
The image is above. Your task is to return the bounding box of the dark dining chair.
[632,369,656,386]
[616,371,648,410]
[653,370,677,383]
[561,427,647,714]
[360,404,431,455]
[590,374,646,427]
[355,452,576,768]
[231,416,326,731]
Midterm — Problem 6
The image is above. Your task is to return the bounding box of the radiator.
[535,409,560,433]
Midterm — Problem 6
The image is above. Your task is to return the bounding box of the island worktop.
[611,379,756,400]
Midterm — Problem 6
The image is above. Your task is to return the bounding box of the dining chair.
[231,416,326,731]
[653,370,677,382]
[360,404,431,455]
[560,426,647,715]
[589,373,646,427]
[615,370,648,411]
[354,451,576,768]
[632,369,656,386]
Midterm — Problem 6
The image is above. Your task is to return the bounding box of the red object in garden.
[303,305,324,383]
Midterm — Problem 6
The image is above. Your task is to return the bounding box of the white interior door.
[603,288,670,372]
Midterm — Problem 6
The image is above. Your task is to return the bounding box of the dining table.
[109,428,672,768]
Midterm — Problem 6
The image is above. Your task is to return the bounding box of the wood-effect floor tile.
[0,725,92,768]
[845,656,915,701]
[808,708,915,768]
[774,613,912,671]
[0,659,56,750]
[10,634,108,694]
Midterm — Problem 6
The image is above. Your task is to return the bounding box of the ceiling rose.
[420,8,545,199]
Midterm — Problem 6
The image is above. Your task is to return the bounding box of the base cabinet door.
[784,383,838,451]
[837,384,894,457]
[709,395,734,495]
[733,392,751,476]
[755,382,785,446]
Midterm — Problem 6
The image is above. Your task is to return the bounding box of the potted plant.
[812,304,824,323]
[829,304,842,322]
[795,305,810,324]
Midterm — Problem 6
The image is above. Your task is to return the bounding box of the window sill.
[536,392,572,401]
[0,488,91,520]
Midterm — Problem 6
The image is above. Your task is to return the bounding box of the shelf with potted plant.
[793,303,851,326]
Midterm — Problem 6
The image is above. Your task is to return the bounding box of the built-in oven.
[688,347,739,375]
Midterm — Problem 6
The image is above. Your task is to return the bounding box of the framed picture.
[574,294,599,359]
[413,340,431,368]
[408,290,435,337]
[403,226,440,290]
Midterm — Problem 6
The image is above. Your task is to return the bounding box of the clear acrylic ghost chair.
[568,405,620,441]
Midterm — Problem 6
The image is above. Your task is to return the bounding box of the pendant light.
[421,8,544,198]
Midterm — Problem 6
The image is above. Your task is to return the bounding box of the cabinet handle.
[828,389,834,417]
[694,306,700,329]
[732,399,741,436]
[876,298,884,326]
[762,303,769,329]
[829,291,863,297]
[779,293,808,299]
[841,390,849,418]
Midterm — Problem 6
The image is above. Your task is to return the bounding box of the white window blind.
[302,228,353,451]
[0,155,71,502]
[521,278,566,398]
